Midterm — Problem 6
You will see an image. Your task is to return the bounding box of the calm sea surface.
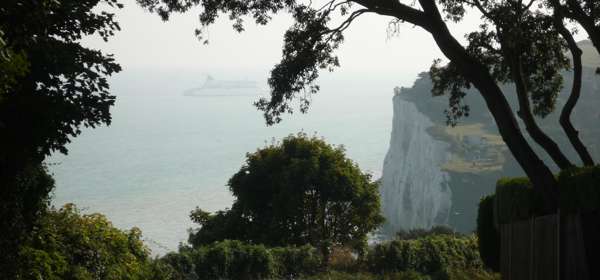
[48,72,396,254]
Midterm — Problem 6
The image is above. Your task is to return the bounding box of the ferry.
[183,75,259,96]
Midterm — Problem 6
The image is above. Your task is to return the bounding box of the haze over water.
[48,70,397,254]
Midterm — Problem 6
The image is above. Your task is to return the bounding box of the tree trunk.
[554,13,596,167]
[417,0,558,210]
[508,55,573,170]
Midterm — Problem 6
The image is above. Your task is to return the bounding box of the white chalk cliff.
[380,88,452,234]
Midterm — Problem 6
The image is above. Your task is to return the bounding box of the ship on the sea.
[183,75,259,96]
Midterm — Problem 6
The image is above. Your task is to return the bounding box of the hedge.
[270,244,322,277]
[476,166,600,272]
[558,165,600,213]
[493,167,600,224]
[494,177,543,224]
[161,238,497,279]
[366,235,484,275]
[476,195,500,272]
[159,240,321,280]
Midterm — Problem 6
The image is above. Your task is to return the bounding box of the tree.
[549,0,600,57]
[189,133,384,262]
[0,0,122,163]
[0,28,28,99]
[189,206,251,246]
[137,0,600,211]
[17,204,173,280]
[0,0,122,275]
[549,0,596,167]
[547,0,600,168]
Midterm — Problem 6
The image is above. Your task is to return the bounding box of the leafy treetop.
[189,133,384,260]
[0,0,123,160]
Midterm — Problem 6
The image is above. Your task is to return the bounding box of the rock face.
[380,89,452,235]
[380,41,600,236]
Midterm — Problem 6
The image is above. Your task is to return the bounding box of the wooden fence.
[499,213,597,280]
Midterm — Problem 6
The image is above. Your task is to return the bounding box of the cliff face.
[380,93,452,234]
[381,44,600,235]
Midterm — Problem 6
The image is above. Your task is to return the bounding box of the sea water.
[48,71,395,254]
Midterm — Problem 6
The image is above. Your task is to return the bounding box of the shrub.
[192,240,275,280]
[303,270,429,280]
[477,168,600,273]
[162,241,323,280]
[271,244,322,277]
[436,268,500,280]
[476,195,500,272]
[491,168,600,227]
[163,239,498,280]
[328,246,357,271]
[494,177,539,224]
[17,204,168,280]
[160,250,198,280]
[558,166,600,213]
[395,226,461,240]
[366,235,484,276]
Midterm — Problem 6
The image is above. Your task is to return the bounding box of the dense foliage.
[494,177,541,224]
[301,269,499,280]
[17,204,172,280]
[558,165,600,213]
[4,200,496,280]
[0,28,28,98]
[0,0,122,160]
[476,167,600,272]
[366,234,484,276]
[492,166,600,224]
[189,134,384,260]
[476,195,500,272]
[0,163,56,275]
[395,226,462,240]
[0,0,122,275]
[160,240,322,280]
[161,235,497,280]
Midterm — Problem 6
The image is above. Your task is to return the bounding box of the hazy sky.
[84,0,489,88]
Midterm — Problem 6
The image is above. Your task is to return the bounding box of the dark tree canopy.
[0,0,122,160]
[137,0,600,210]
[550,0,600,61]
[431,7,569,124]
[189,134,384,259]
[0,0,122,276]
[0,28,28,99]
[430,1,577,170]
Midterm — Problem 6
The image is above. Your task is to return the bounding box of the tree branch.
[323,9,370,37]
[420,0,558,208]
[553,6,595,166]
[563,0,600,52]
[352,0,431,29]
[489,5,574,170]
[509,53,574,169]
